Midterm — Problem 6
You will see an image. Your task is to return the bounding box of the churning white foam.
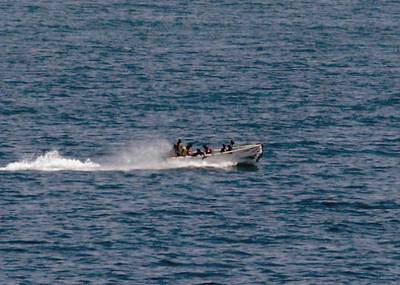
[0,140,236,172]
[0,150,101,172]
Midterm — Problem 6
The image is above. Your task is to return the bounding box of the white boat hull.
[168,144,263,166]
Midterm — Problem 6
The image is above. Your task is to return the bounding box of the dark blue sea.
[1,1,399,284]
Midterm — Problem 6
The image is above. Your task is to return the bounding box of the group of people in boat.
[173,139,235,157]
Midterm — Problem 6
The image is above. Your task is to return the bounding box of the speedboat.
[168,143,263,165]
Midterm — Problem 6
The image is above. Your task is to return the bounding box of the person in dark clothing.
[230,139,235,147]
[192,148,205,157]
[185,143,193,156]
[226,144,232,151]
[220,144,226,153]
[174,139,182,156]
[203,144,212,154]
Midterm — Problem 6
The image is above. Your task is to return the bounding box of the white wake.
[0,141,236,172]
[0,150,101,172]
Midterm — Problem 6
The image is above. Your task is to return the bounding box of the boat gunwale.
[169,143,263,160]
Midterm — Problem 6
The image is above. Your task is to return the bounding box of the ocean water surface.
[1,1,399,284]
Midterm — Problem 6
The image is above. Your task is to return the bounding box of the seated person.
[226,144,232,151]
[185,143,193,156]
[203,144,212,154]
[220,144,226,153]
[180,146,187,156]
[192,148,205,157]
